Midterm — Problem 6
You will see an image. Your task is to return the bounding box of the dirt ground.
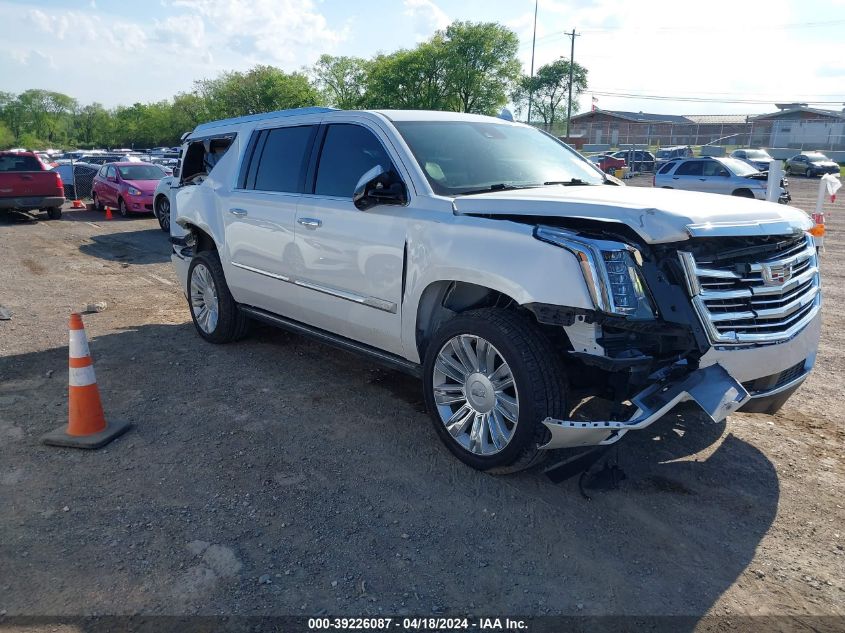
[0,176,843,627]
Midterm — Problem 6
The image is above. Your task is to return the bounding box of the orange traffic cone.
[42,313,130,449]
[105,206,113,220]
[72,199,85,209]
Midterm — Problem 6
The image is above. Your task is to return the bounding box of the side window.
[675,161,703,176]
[107,166,117,179]
[252,126,314,193]
[703,161,728,177]
[98,165,108,178]
[314,124,393,198]
[658,162,675,175]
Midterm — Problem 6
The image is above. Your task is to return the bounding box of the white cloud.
[168,0,345,66]
[403,0,450,32]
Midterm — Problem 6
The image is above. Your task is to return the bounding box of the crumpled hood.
[451,185,813,244]
[124,179,158,194]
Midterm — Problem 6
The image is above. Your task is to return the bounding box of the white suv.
[168,108,820,474]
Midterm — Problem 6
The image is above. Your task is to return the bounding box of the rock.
[331,580,338,587]
[45,370,53,378]
[401,533,409,539]
[753,569,766,579]
[431,606,445,614]
[62,506,69,512]
[576,603,584,610]
[258,574,272,585]
[84,302,107,313]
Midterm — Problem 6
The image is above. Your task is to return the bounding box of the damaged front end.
[540,363,749,449]
[527,222,818,451]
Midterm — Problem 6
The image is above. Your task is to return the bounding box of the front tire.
[155,195,170,232]
[118,197,128,217]
[422,308,567,474]
[186,250,249,343]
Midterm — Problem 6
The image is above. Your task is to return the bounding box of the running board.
[238,305,422,378]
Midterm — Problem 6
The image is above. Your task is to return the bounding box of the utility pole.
[527,0,538,124]
[565,28,579,138]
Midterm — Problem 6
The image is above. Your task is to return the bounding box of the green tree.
[196,65,323,119]
[363,39,450,110]
[0,121,14,148]
[513,58,588,130]
[313,55,368,109]
[441,21,520,114]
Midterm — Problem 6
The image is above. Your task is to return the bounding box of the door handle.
[229,208,248,217]
[672,177,680,180]
[297,217,322,229]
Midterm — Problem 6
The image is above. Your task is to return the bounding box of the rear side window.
[314,124,393,198]
[675,161,703,176]
[250,126,314,193]
[658,162,675,175]
[0,154,42,171]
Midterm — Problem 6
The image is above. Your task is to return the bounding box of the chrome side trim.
[230,262,397,314]
[293,279,398,314]
[231,261,290,283]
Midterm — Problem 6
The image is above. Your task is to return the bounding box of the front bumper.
[541,308,820,450]
[541,363,749,449]
[126,194,154,213]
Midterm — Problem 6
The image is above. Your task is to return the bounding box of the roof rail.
[190,107,338,135]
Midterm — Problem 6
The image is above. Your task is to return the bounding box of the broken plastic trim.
[539,363,749,449]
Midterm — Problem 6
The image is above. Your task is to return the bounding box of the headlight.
[128,187,142,196]
[535,226,656,319]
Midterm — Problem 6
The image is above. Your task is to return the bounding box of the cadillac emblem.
[762,263,793,286]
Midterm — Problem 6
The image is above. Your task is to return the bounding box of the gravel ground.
[0,176,843,624]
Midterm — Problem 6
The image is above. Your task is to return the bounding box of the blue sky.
[2,0,844,116]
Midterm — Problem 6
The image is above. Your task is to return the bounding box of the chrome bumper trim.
[539,363,749,450]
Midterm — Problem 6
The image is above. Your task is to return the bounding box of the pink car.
[92,162,167,216]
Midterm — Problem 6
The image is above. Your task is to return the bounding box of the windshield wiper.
[543,179,593,186]
[455,183,539,196]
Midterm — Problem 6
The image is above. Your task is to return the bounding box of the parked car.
[654,156,789,203]
[730,148,775,172]
[0,151,65,219]
[610,149,655,172]
[587,153,626,173]
[153,175,176,232]
[91,162,167,216]
[784,152,840,177]
[655,145,693,167]
[168,108,819,474]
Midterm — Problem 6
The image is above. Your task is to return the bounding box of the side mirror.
[173,166,180,178]
[353,165,407,211]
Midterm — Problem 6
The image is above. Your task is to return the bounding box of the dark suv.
[610,149,656,172]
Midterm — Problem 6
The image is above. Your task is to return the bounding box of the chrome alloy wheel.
[432,334,519,456]
[190,263,219,334]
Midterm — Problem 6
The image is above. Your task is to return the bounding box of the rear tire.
[422,308,567,474]
[92,193,103,212]
[186,250,250,343]
[46,207,62,220]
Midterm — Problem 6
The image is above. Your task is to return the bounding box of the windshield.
[656,150,673,158]
[720,157,760,176]
[117,164,166,180]
[744,149,771,159]
[393,121,603,195]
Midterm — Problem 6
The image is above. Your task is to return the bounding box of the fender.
[401,214,595,363]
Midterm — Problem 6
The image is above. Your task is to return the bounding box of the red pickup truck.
[0,151,65,219]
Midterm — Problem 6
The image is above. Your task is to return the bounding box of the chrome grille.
[679,234,821,344]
